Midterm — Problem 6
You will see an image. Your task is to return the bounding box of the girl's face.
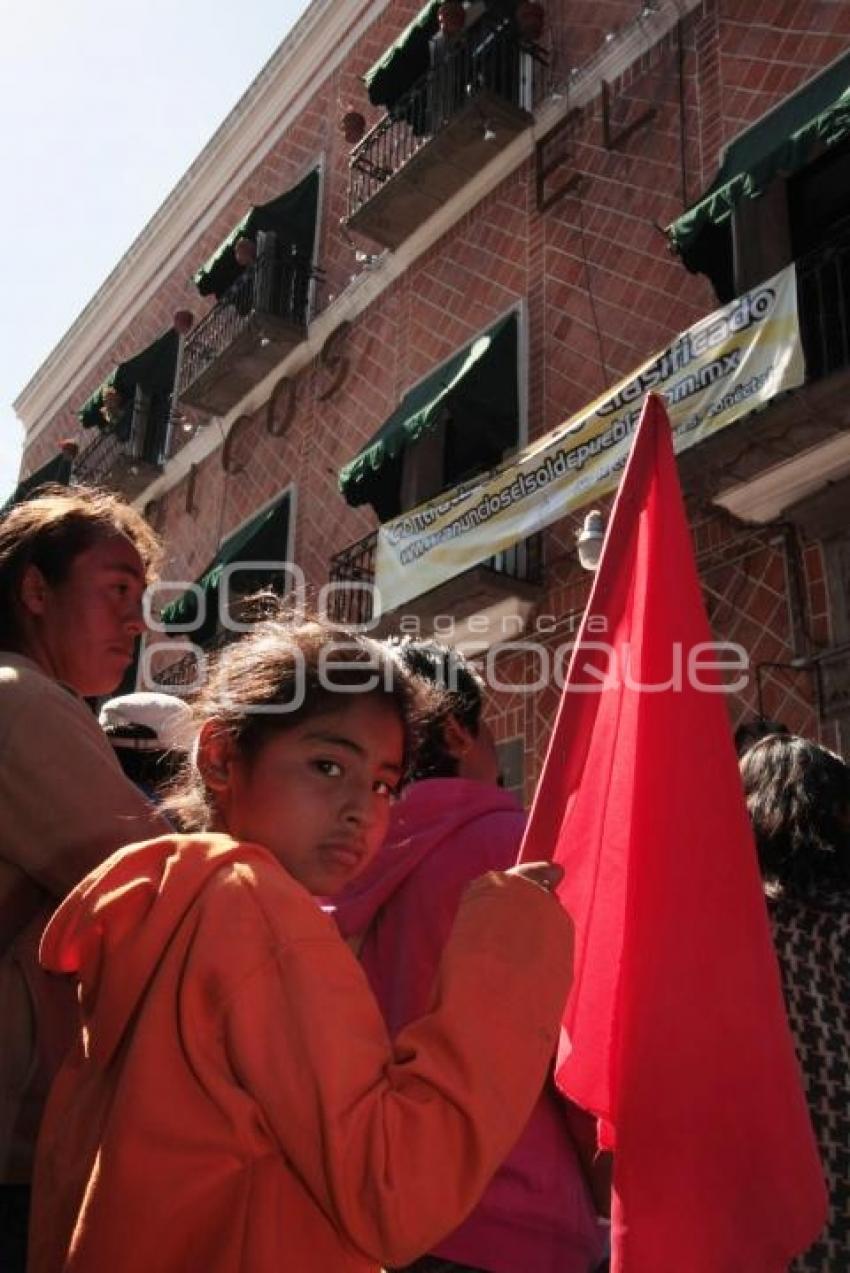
[206,695,405,896]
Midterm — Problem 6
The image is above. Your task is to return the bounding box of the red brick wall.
[717,0,850,151]
[484,507,840,807]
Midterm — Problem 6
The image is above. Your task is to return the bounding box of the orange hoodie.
[29,834,573,1273]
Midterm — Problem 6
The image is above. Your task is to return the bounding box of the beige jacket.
[0,652,167,1181]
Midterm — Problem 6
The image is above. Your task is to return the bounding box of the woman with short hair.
[0,485,168,1271]
[741,734,850,1272]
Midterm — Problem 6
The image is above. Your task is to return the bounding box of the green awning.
[363,0,520,109]
[0,451,73,518]
[669,50,850,268]
[339,313,517,510]
[77,328,179,432]
[193,170,319,299]
[160,493,291,636]
[364,0,440,108]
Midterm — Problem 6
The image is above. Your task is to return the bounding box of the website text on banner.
[375,263,803,615]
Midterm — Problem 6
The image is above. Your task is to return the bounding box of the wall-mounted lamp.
[577,509,606,571]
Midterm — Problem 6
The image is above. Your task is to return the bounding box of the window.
[160,490,293,645]
[789,140,850,258]
[364,0,534,116]
[192,169,320,324]
[669,51,850,301]
[77,328,180,466]
[339,312,521,521]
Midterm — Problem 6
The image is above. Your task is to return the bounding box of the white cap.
[99,692,195,753]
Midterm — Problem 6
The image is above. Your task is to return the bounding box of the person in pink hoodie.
[332,640,609,1273]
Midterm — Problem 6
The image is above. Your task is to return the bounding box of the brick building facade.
[12,0,850,804]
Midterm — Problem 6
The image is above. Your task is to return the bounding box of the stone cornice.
[716,432,850,524]
[15,0,390,443]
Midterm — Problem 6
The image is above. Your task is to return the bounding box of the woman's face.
[20,534,146,697]
[208,695,405,896]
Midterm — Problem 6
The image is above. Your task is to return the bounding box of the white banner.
[375,265,804,614]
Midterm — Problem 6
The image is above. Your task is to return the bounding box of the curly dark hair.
[733,715,789,757]
[740,733,850,897]
[387,638,485,780]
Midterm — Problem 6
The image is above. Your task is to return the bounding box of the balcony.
[179,250,315,415]
[73,391,170,498]
[703,219,850,525]
[347,22,546,250]
[329,528,544,651]
[150,629,231,691]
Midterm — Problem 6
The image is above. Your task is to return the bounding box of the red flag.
[520,394,826,1271]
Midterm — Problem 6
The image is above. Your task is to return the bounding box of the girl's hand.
[505,861,564,894]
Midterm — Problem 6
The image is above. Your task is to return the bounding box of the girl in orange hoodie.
[29,619,574,1273]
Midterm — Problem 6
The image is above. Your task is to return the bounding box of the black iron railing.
[328,527,544,627]
[328,532,379,626]
[348,21,547,219]
[179,249,315,397]
[152,628,232,690]
[73,393,170,487]
[797,215,850,382]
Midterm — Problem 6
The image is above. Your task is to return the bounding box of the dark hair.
[733,715,790,757]
[740,733,850,897]
[111,744,186,797]
[163,617,438,830]
[0,484,161,647]
[388,638,484,780]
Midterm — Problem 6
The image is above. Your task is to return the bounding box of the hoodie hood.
[40,834,277,1068]
[331,779,523,939]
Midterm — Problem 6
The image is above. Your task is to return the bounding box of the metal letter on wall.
[536,109,583,214]
[185,463,199,517]
[267,375,297,438]
[317,321,351,402]
[143,497,165,533]
[601,77,657,150]
[222,415,251,475]
[599,22,688,155]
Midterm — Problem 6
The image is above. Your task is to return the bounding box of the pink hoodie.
[332,779,606,1273]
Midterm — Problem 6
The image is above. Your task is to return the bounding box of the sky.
[0,0,311,502]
